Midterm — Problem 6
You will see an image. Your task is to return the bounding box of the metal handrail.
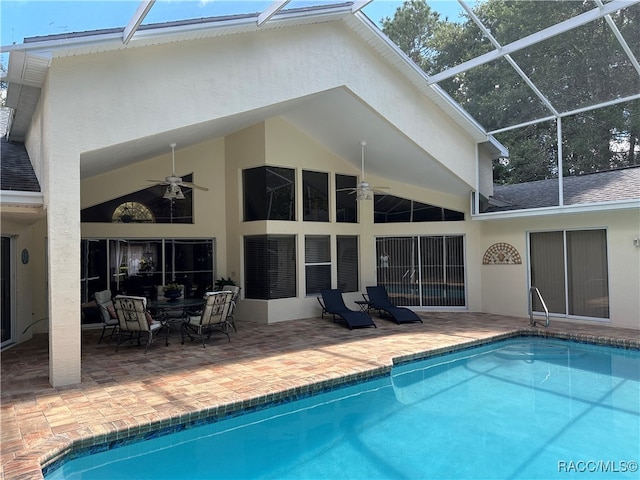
[529,286,549,327]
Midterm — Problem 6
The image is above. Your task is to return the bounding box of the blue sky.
[1,1,470,48]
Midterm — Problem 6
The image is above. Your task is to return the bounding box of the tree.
[381,0,442,73]
[381,0,640,184]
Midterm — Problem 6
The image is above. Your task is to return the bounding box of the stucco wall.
[479,210,640,329]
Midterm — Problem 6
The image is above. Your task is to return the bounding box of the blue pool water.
[46,337,640,479]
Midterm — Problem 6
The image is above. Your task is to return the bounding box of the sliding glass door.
[81,238,215,303]
[529,229,609,319]
[375,236,466,308]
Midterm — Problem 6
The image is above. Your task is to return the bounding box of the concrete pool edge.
[37,326,639,479]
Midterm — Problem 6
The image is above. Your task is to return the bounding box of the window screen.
[243,166,295,221]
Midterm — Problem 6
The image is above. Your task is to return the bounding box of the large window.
[305,236,331,295]
[244,235,296,299]
[374,194,464,223]
[375,236,466,308]
[303,170,329,222]
[530,229,609,319]
[81,238,215,303]
[81,174,195,223]
[337,236,358,293]
[243,166,295,221]
[335,174,357,223]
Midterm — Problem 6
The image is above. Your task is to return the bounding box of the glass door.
[1,237,13,347]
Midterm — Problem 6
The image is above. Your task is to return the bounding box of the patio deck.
[2,312,639,480]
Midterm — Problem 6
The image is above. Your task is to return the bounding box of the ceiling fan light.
[163,184,185,200]
[356,189,372,201]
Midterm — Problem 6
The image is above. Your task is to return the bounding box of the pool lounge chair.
[365,285,423,324]
[320,289,376,330]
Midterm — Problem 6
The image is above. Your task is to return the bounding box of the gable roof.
[489,166,640,211]
[1,2,503,155]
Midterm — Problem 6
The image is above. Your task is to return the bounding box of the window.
[337,236,358,292]
[303,170,329,222]
[243,166,295,221]
[376,236,466,307]
[80,238,215,304]
[530,229,609,319]
[244,235,296,299]
[111,202,155,223]
[335,174,357,223]
[305,236,331,295]
[374,194,464,223]
[81,174,195,223]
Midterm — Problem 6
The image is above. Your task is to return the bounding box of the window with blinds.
[244,235,296,299]
[375,236,466,307]
[530,229,609,319]
[305,236,331,295]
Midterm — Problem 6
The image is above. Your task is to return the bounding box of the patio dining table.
[148,298,205,345]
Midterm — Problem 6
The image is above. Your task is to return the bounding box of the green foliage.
[380,0,640,184]
[214,277,236,290]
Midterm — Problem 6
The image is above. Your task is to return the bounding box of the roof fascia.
[0,3,354,55]
[472,198,640,221]
[0,191,45,207]
[351,10,505,153]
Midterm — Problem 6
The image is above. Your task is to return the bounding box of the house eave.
[471,198,640,220]
[0,190,45,207]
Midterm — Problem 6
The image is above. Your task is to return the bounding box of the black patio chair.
[365,285,423,324]
[319,289,376,330]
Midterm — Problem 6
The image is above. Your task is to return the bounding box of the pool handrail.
[529,286,550,327]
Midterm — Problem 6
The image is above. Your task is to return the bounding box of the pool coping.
[37,327,640,478]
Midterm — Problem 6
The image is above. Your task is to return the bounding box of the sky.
[0,0,471,48]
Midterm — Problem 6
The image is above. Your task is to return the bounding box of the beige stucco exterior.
[2,10,638,387]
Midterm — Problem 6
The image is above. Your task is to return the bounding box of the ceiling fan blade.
[371,186,390,190]
[336,187,357,193]
[180,181,209,192]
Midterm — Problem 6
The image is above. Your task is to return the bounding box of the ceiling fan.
[338,141,389,200]
[147,143,209,199]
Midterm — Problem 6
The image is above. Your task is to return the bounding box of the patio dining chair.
[181,291,234,347]
[94,289,119,344]
[221,285,241,332]
[113,295,163,353]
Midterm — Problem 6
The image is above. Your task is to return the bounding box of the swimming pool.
[45,337,639,479]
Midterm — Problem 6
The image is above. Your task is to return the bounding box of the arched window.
[112,202,155,223]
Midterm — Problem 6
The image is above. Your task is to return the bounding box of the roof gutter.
[472,198,640,221]
[0,190,45,207]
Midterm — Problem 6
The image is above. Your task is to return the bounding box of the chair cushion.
[106,302,117,319]
[146,312,154,326]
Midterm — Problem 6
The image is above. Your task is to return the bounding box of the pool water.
[46,338,640,479]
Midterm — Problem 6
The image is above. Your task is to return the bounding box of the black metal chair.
[181,291,234,347]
